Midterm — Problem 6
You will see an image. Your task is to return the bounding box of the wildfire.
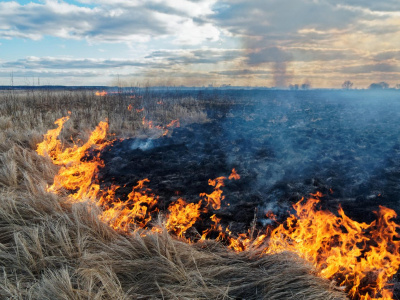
[99,179,159,231]
[228,168,240,180]
[166,199,202,237]
[36,116,400,300]
[36,117,110,202]
[265,195,400,300]
[95,90,108,96]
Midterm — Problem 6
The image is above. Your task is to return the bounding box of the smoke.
[273,61,288,88]
[246,46,292,88]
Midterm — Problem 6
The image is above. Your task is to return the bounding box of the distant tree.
[369,82,389,89]
[301,82,311,90]
[342,80,353,89]
[289,84,299,90]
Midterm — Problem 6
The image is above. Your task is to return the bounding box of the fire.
[36,117,110,202]
[37,117,400,300]
[200,169,240,210]
[99,179,159,231]
[142,117,153,129]
[229,168,240,180]
[36,116,70,159]
[127,104,133,111]
[265,195,400,300]
[166,199,202,237]
[200,176,226,210]
[95,90,108,96]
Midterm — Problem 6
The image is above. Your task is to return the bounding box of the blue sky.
[0,0,400,88]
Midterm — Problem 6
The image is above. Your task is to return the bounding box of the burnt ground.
[98,90,400,235]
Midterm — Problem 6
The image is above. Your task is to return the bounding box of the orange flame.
[127,104,133,111]
[229,168,240,180]
[99,179,159,231]
[36,116,70,159]
[95,90,108,96]
[200,176,226,210]
[166,199,202,237]
[37,119,400,300]
[142,117,153,129]
[265,195,400,300]
[36,117,110,202]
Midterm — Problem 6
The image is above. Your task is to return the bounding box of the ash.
[99,90,400,232]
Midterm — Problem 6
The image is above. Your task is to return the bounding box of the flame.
[166,199,202,237]
[201,214,223,240]
[136,108,144,113]
[265,195,400,300]
[37,118,400,300]
[142,117,153,129]
[200,176,226,210]
[99,179,159,231]
[166,119,180,128]
[229,168,240,180]
[36,117,110,202]
[36,116,70,159]
[95,90,108,96]
[127,104,133,111]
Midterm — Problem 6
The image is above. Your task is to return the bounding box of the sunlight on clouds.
[0,0,400,87]
[173,21,220,45]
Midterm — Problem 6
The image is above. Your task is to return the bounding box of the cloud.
[0,0,220,45]
[374,50,400,61]
[0,70,99,77]
[247,47,292,65]
[145,48,243,64]
[339,63,400,74]
[335,0,400,12]
[2,57,150,69]
[291,48,361,62]
[212,0,364,40]
[211,69,271,76]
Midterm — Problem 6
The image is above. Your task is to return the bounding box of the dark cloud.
[374,51,400,61]
[291,48,360,62]
[247,47,292,65]
[212,0,364,39]
[211,69,271,76]
[340,63,400,74]
[210,0,378,86]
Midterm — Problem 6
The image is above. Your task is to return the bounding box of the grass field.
[0,89,348,299]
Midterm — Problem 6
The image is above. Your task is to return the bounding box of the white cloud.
[2,56,153,69]
[0,0,220,45]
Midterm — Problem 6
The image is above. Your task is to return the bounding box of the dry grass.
[0,89,346,299]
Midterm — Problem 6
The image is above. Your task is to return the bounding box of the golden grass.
[0,89,346,299]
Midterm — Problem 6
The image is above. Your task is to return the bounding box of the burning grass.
[1,89,398,299]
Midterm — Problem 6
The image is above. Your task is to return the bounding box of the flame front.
[37,117,400,300]
[95,90,108,96]
[265,195,400,299]
[166,199,202,237]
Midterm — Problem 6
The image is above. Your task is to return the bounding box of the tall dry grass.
[0,89,346,299]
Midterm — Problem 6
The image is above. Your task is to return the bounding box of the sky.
[0,0,400,88]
